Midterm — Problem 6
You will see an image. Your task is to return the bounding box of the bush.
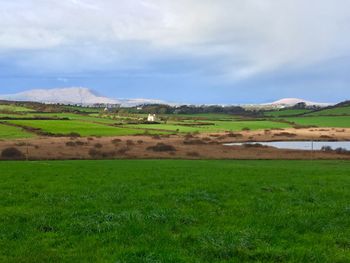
[1,147,25,160]
[183,139,206,145]
[273,132,297,137]
[88,149,100,157]
[187,151,200,157]
[126,140,135,146]
[243,143,266,148]
[68,132,81,137]
[321,146,333,152]
[227,133,243,138]
[335,148,350,155]
[147,143,176,152]
[94,143,103,149]
[111,139,122,144]
[66,141,76,147]
[75,141,86,146]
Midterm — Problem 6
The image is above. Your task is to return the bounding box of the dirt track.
[1,128,350,160]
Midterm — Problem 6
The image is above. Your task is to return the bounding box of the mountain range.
[0,87,332,107]
[0,87,167,107]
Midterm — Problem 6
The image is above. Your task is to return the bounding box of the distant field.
[0,123,34,139]
[0,104,34,112]
[306,106,350,116]
[6,120,149,136]
[0,160,349,262]
[126,120,290,133]
[264,109,311,117]
[284,116,350,128]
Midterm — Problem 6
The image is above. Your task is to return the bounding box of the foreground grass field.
[1,160,349,262]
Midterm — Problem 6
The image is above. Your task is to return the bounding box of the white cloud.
[1,0,350,78]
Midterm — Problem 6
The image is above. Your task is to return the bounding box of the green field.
[264,109,311,117]
[6,120,148,136]
[3,101,350,139]
[306,106,350,116]
[285,116,350,128]
[126,120,290,133]
[0,160,349,262]
[0,123,34,139]
[0,104,34,112]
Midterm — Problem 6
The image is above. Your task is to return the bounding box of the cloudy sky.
[1,0,350,104]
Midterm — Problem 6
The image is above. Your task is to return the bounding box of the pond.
[224,141,350,151]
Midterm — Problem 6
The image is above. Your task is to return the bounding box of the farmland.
[285,116,350,128]
[6,120,150,137]
[264,109,311,117]
[1,160,349,262]
[0,123,34,139]
[0,101,350,140]
[306,106,350,116]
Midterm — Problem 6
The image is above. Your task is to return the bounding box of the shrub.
[1,147,25,160]
[335,148,350,155]
[68,132,81,137]
[94,143,103,149]
[117,147,129,154]
[321,146,333,152]
[111,139,122,144]
[126,140,135,146]
[184,133,194,139]
[187,151,200,157]
[273,132,297,137]
[183,139,206,145]
[242,127,251,131]
[243,143,266,148]
[227,133,243,138]
[89,149,101,158]
[147,143,176,152]
[66,141,76,147]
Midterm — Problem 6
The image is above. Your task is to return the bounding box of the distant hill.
[0,87,167,107]
[267,98,331,107]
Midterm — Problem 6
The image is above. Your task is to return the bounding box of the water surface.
[225,141,350,151]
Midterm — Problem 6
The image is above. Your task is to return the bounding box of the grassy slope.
[0,123,34,139]
[6,120,147,136]
[264,109,311,117]
[284,116,350,128]
[1,160,349,262]
[0,104,34,112]
[306,106,350,116]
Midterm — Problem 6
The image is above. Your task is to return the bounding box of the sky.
[1,0,350,104]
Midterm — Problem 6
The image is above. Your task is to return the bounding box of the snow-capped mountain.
[0,87,167,107]
[266,98,331,107]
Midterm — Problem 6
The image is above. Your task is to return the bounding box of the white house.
[147,114,157,122]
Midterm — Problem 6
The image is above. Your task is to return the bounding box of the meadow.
[285,116,350,128]
[1,101,350,139]
[0,160,349,262]
[0,123,34,139]
[0,104,34,112]
[306,106,350,116]
[264,109,311,117]
[6,120,148,137]
[125,120,290,133]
